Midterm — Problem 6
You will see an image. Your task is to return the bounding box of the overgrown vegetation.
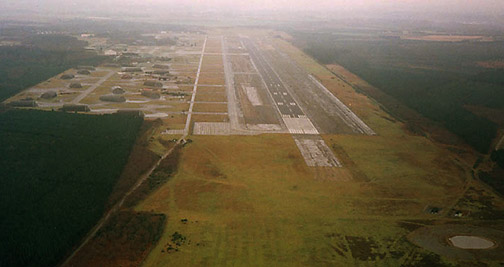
[491,149,504,168]
[0,109,143,267]
[480,149,504,196]
[66,211,166,267]
[0,34,105,101]
[124,145,181,208]
[64,120,178,266]
[291,31,504,152]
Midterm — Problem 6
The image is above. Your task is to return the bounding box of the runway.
[243,38,319,135]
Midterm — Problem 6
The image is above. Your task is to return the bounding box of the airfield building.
[100,95,126,103]
[60,74,75,80]
[41,91,57,99]
[69,83,83,89]
[141,89,161,99]
[77,70,91,75]
[60,104,90,112]
[143,80,163,88]
[122,67,143,73]
[9,99,38,107]
[112,86,125,94]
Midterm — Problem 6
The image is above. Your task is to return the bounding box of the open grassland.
[131,30,504,266]
[202,55,224,65]
[0,109,143,267]
[199,73,226,85]
[192,103,228,113]
[229,55,255,73]
[135,130,495,266]
[195,92,227,102]
[161,114,187,126]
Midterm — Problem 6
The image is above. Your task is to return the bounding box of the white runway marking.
[162,129,185,135]
[244,86,262,106]
[145,113,169,118]
[193,122,231,135]
[283,117,319,135]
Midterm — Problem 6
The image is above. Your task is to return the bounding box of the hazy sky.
[2,0,504,17]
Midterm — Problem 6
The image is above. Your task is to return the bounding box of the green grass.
[129,32,489,266]
[136,132,469,266]
[0,109,143,267]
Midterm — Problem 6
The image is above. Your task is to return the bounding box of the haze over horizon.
[2,0,504,18]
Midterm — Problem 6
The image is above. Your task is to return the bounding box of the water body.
[449,236,496,249]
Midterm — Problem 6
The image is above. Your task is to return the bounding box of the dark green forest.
[0,35,105,101]
[480,149,504,195]
[0,109,143,267]
[292,31,504,153]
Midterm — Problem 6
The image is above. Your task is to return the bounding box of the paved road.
[184,36,208,135]
[222,35,242,131]
[72,70,115,104]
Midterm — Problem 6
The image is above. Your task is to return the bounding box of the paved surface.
[72,70,115,104]
[193,122,231,135]
[294,136,342,167]
[244,38,305,119]
[184,36,208,135]
[265,40,375,135]
[242,38,353,167]
[243,38,319,135]
[243,86,262,106]
[308,75,375,135]
[162,129,185,135]
[222,36,243,132]
[282,117,318,134]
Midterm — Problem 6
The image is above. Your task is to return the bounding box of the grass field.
[129,30,504,266]
[3,28,502,266]
[135,130,481,266]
